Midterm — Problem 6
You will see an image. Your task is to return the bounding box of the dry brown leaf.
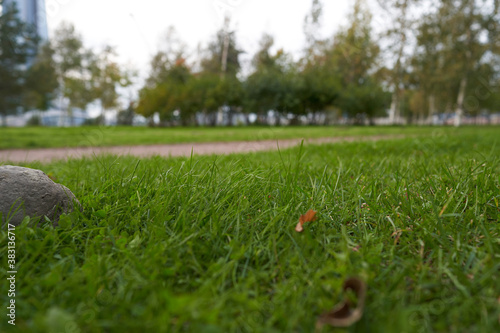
[316,277,367,329]
[295,209,317,233]
[391,230,403,245]
[351,245,361,252]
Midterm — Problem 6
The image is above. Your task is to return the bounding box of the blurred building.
[3,0,48,41]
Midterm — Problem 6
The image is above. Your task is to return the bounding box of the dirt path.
[0,134,410,163]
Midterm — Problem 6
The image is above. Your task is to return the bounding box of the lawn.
[0,127,499,332]
[0,125,478,149]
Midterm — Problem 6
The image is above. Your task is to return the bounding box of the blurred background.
[0,0,499,127]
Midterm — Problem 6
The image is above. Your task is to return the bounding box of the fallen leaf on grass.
[295,209,317,232]
[351,245,361,252]
[316,277,367,329]
[391,230,403,245]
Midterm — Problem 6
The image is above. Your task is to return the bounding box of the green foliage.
[396,0,499,122]
[298,51,341,119]
[134,0,500,126]
[338,80,391,122]
[1,18,131,124]
[52,22,94,122]
[89,45,131,123]
[0,128,499,331]
[328,0,388,120]
[52,23,84,74]
[117,103,136,126]
[0,0,39,123]
[137,53,192,123]
[303,0,324,47]
[3,0,500,128]
[26,114,41,126]
[24,43,58,111]
[245,37,303,119]
[201,27,242,78]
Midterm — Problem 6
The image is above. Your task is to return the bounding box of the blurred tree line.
[0,0,132,126]
[1,0,499,127]
[137,0,499,126]
[137,0,392,126]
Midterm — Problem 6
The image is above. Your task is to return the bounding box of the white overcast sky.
[43,0,385,78]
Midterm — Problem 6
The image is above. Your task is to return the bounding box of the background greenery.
[1,0,499,126]
[1,127,499,332]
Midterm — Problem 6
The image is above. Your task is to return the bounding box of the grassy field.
[0,127,499,332]
[0,125,480,149]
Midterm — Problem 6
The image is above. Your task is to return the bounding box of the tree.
[375,0,422,124]
[89,45,132,124]
[412,0,500,125]
[146,26,188,86]
[214,74,243,125]
[410,4,453,123]
[338,78,390,124]
[24,42,58,111]
[200,23,242,78]
[137,57,192,125]
[298,57,341,124]
[0,0,39,125]
[303,0,325,59]
[329,0,388,123]
[52,22,94,125]
[245,35,301,125]
[117,102,136,126]
[196,22,244,125]
[183,72,221,126]
[137,27,195,126]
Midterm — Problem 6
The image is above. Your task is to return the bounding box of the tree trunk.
[227,108,234,126]
[275,111,281,126]
[209,112,217,127]
[389,0,408,125]
[454,77,467,127]
[307,112,314,125]
[260,112,269,126]
[427,94,436,125]
[290,114,300,125]
[203,110,210,126]
[454,0,475,128]
[389,93,399,124]
[67,107,75,127]
[216,107,224,126]
[100,105,106,126]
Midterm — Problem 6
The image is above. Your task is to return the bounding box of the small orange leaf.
[295,209,317,233]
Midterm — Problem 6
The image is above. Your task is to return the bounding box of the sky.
[43,0,360,77]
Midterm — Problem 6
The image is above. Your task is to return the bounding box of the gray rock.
[0,165,81,227]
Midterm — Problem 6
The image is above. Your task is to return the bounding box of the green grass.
[0,125,482,149]
[1,127,499,332]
